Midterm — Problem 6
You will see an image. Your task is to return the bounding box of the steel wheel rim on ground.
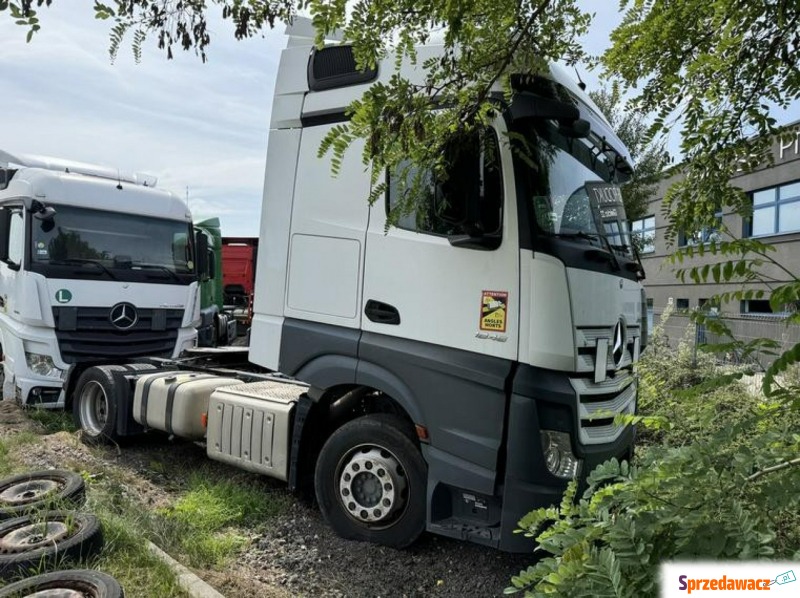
[0,472,86,520]
[0,481,61,508]
[78,381,109,436]
[0,569,123,598]
[0,521,71,554]
[25,590,86,598]
[336,443,409,528]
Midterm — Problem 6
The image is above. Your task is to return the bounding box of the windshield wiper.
[132,263,181,283]
[556,231,621,271]
[49,258,118,280]
[555,230,602,243]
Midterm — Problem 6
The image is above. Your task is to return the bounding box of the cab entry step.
[206,381,306,481]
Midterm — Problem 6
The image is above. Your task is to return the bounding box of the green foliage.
[0,439,9,476]
[3,1,44,42]
[91,513,189,597]
[605,1,800,235]
[156,471,290,566]
[508,336,800,596]
[602,0,800,386]
[26,407,76,434]
[666,235,800,391]
[311,0,592,225]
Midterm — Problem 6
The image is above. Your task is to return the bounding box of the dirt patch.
[0,401,44,436]
[1,406,534,598]
[246,500,530,598]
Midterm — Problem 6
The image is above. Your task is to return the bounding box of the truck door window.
[386,128,503,241]
[7,209,24,266]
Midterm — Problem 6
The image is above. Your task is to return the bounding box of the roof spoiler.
[285,15,343,45]
[0,149,158,187]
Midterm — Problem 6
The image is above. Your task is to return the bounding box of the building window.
[630,216,655,254]
[741,298,800,315]
[741,299,773,314]
[676,298,690,310]
[748,180,800,237]
[678,210,722,247]
[646,298,654,332]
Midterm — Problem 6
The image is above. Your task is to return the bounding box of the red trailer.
[221,237,258,329]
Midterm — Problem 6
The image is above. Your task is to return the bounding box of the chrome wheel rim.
[337,444,408,527]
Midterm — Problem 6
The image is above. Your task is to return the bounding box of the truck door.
[359,121,519,477]
[362,123,519,359]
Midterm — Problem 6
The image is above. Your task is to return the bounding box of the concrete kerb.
[146,541,226,598]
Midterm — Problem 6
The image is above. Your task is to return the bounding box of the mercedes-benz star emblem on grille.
[612,318,626,368]
[109,302,138,331]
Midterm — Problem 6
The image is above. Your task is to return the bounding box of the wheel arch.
[289,372,422,500]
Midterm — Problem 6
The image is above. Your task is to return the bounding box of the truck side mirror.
[195,230,209,280]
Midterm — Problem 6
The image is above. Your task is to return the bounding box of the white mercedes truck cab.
[0,151,201,408]
[242,22,647,551]
[71,19,647,553]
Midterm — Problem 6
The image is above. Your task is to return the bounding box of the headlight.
[25,353,64,379]
[540,430,581,479]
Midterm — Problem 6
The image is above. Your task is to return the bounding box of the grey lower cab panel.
[206,381,305,481]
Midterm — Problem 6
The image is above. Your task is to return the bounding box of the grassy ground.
[0,407,291,597]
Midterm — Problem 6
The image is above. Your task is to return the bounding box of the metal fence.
[654,310,800,370]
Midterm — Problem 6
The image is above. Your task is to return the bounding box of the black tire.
[0,569,123,597]
[0,471,85,520]
[314,414,427,549]
[0,511,103,579]
[72,364,154,445]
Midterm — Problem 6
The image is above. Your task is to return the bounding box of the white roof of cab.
[0,150,190,222]
[0,149,158,187]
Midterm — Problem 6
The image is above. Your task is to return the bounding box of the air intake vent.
[308,45,378,92]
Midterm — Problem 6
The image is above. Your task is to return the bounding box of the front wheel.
[314,414,427,549]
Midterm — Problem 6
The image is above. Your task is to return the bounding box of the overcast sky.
[2,4,796,236]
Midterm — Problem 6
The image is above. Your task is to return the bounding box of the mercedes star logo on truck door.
[109,302,138,330]
[612,318,626,368]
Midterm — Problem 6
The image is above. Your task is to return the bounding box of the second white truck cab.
[0,151,201,407]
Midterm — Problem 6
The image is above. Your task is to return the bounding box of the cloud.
[0,2,285,237]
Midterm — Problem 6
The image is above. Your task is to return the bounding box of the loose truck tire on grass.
[0,511,103,579]
[0,569,123,597]
[314,414,427,549]
[0,470,85,520]
[73,364,155,445]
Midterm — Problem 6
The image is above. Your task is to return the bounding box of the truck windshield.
[513,118,633,256]
[30,205,194,284]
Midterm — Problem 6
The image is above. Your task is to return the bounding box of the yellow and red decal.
[479,290,508,333]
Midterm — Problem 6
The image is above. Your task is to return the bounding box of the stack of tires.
[0,469,124,597]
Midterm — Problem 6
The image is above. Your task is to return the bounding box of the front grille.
[575,324,641,374]
[52,306,184,364]
[570,373,637,445]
